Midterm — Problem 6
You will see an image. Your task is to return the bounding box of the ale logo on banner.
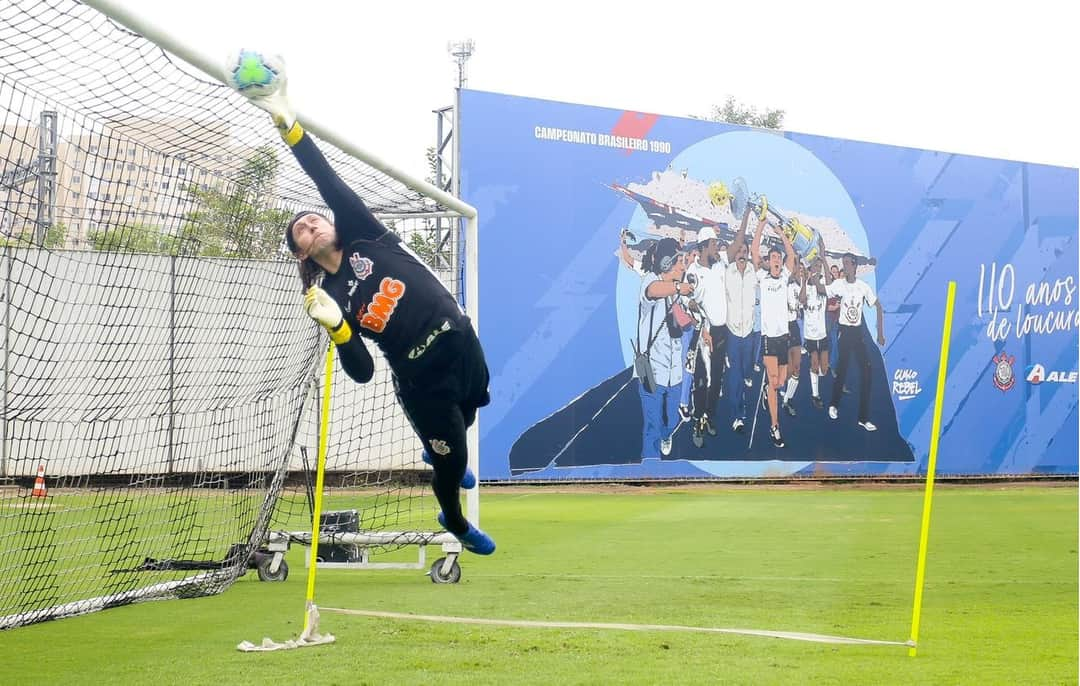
[1025,363,1079,385]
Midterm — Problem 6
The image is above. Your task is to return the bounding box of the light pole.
[447,39,475,89]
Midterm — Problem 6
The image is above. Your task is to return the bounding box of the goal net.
[0,0,470,629]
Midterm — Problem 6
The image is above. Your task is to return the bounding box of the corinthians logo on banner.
[991,352,1015,391]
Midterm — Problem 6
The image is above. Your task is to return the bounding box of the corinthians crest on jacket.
[349,253,373,280]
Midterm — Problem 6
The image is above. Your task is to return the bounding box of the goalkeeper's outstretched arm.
[284,131,387,243]
[236,67,386,243]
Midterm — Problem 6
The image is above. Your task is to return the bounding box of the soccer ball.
[226,50,285,97]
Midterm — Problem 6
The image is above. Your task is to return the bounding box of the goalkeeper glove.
[227,56,303,146]
[758,194,769,222]
[304,287,352,345]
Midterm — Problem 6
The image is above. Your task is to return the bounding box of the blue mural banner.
[460,89,1079,480]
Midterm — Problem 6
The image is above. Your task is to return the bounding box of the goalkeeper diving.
[230,59,494,556]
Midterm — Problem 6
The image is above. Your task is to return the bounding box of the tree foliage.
[177,145,291,258]
[707,96,785,130]
[407,230,439,264]
[88,146,290,258]
[88,223,178,253]
[403,147,447,268]
[0,222,67,249]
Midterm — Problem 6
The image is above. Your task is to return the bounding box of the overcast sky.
[111,0,1079,181]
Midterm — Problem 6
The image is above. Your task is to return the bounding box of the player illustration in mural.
[685,221,745,447]
[826,264,842,374]
[634,237,694,457]
[800,258,831,409]
[781,261,805,418]
[679,242,705,428]
[724,217,758,434]
[826,252,886,431]
[751,209,797,448]
[507,163,914,476]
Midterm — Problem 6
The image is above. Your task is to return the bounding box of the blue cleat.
[437,512,496,555]
[421,450,476,489]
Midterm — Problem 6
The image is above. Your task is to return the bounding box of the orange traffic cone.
[31,464,47,498]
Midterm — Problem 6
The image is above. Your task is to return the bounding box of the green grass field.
[0,484,1075,685]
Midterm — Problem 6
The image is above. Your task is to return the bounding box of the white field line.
[321,607,911,647]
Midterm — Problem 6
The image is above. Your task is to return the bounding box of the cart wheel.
[256,556,289,582]
[429,557,461,584]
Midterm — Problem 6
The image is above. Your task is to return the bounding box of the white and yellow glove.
[758,194,769,222]
[304,287,352,345]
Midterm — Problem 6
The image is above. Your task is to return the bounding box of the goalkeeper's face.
[290,212,337,259]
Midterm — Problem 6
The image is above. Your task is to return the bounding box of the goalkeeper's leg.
[426,406,469,529]
[422,448,476,489]
[400,394,495,555]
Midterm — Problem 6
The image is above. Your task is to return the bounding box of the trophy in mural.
[612,171,873,272]
[708,177,823,266]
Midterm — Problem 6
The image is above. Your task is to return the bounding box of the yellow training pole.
[908,281,956,656]
[303,341,335,632]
